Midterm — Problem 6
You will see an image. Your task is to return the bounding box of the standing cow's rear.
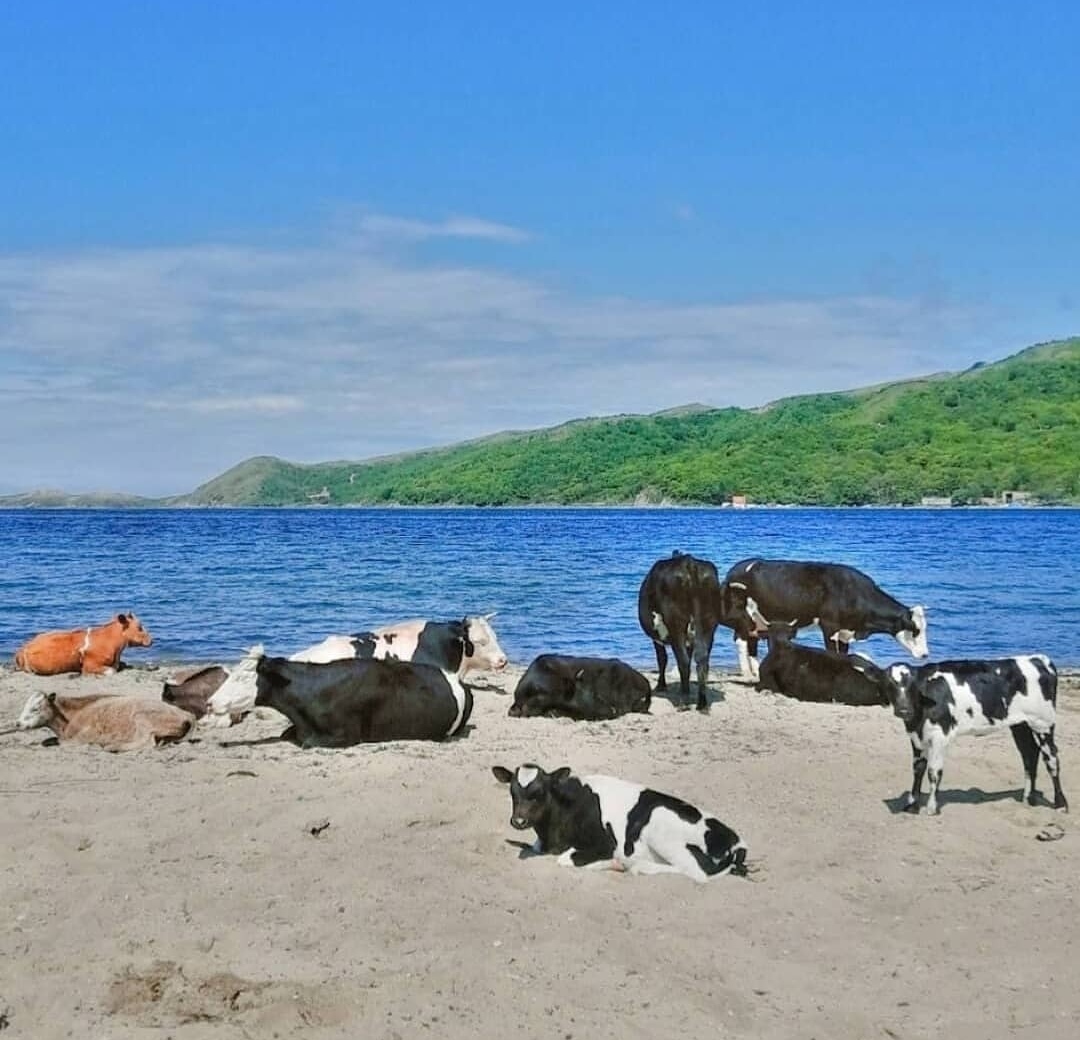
[638,552,725,712]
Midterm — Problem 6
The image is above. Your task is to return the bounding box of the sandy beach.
[1,661,1078,1040]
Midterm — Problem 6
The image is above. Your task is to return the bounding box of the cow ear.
[46,692,57,704]
[117,613,129,627]
[551,766,572,783]
[492,766,513,784]
[484,612,498,621]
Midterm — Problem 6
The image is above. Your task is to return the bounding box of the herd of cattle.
[4,552,1068,882]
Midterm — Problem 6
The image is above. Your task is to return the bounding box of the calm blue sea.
[0,508,1078,669]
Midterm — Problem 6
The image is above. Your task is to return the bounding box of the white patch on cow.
[79,628,92,656]
[831,628,857,647]
[289,635,359,664]
[745,561,757,573]
[651,611,669,641]
[207,644,264,718]
[748,655,760,681]
[18,692,51,729]
[516,765,539,788]
[1010,657,1058,734]
[443,671,469,736]
[896,605,929,658]
[745,596,769,631]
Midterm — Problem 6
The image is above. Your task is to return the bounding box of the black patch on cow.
[412,621,469,673]
[348,632,378,658]
[624,789,702,857]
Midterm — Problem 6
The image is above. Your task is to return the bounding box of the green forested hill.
[175,337,1080,507]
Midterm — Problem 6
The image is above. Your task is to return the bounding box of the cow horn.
[728,581,747,590]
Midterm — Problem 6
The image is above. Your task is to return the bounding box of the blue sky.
[2,2,1078,494]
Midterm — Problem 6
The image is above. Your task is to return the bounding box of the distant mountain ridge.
[4,337,1079,507]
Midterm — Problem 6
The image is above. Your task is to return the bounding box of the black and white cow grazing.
[508,655,651,720]
[887,655,1067,815]
[638,552,726,712]
[492,763,747,882]
[254,656,473,747]
[757,640,915,717]
[720,558,928,680]
[290,614,508,677]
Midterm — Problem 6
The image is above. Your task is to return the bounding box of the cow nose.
[494,656,508,670]
[511,815,529,830]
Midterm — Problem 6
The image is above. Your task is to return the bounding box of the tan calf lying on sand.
[14,613,153,675]
[17,692,193,751]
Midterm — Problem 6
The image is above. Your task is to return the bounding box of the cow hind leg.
[924,731,948,815]
[670,638,693,710]
[692,630,715,713]
[1033,728,1068,812]
[652,641,669,692]
[1011,723,1041,805]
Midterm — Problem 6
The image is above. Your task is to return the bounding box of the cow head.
[492,763,570,830]
[883,663,918,721]
[117,613,153,648]
[895,606,928,659]
[18,691,57,730]
[463,614,508,672]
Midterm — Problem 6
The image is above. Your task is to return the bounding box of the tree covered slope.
[177,338,1080,506]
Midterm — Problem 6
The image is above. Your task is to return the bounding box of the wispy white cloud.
[0,210,1008,494]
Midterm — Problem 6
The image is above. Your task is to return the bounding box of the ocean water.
[1,507,1078,669]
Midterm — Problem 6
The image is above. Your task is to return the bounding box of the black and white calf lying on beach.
[492,763,747,882]
[508,655,651,720]
[252,655,473,747]
[756,639,915,716]
[887,655,1067,815]
[720,557,928,680]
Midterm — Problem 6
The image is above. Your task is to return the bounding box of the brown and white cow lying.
[13,613,154,675]
[17,692,194,752]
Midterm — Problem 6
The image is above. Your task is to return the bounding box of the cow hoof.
[1026,791,1041,807]
[676,702,691,712]
[902,800,920,814]
[696,703,710,715]
[1055,797,1069,813]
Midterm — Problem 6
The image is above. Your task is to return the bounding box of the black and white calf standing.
[638,552,726,712]
[887,655,1067,815]
[720,558,928,680]
[508,655,651,720]
[757,639,915,716]
[253,656,473,747]
[491,763,747,882]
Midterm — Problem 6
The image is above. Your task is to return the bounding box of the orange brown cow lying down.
[13,613,153,675]
[17,692,193,751]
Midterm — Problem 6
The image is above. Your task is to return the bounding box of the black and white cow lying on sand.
[887,655,1067,816]
[638,552,726,712]
[509,655,651,720]
[492,763,747,882]
[721,558,928,680]
[291,614,508,675]
[208,614,505,721]
[253,656,473,747]
[757,639,915,716]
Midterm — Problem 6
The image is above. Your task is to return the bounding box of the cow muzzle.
[510,815,530,830]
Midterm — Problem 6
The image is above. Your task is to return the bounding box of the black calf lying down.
[887,655,1067,816]
[509,655,651,720]
[492,763,746,882]
[757,640,915,716]
[255,656,473,748]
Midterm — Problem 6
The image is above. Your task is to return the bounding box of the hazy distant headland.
[4,337,1078,509]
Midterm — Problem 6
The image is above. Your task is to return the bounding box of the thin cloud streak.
[0,212,1002,494]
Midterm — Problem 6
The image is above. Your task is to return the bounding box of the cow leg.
[905,733,927,813]
[652,641,669,692]
[821,623,851,655]
[1010,723,1041,805]
[924,729,948,815]
[670,638,693,710]
[735,636,759,681]
[693,629,715,713]
[1033,728,1068,812]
